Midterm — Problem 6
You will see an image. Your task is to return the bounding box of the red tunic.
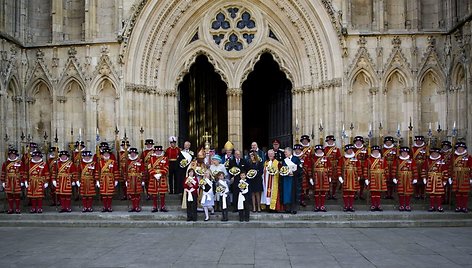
[382,146,397,180]
[337,156,362,191]
[72,150,84,168]
[79,160,97,196]
[119,150,128,180]
[425,156,448,195]
[325,145,341,173]
[396,157,417,195]
[412,146,427,181]
[354,146,368,170]
[141,148,154,180]
[51,160,77,195]
[300,146,313,192]
[26,160,50,198]
[148,155,169,194]
[1,158,24,194]
[451,152,472,193]
[95,159,120,196]
[165,147,180,161]
[125,157,144,194]
[363,156,388,192]
[311,154,331,192]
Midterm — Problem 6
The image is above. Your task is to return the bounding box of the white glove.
[114,181,118,187]
[443,181,446,186]
[365,180,369,186]
[154,174,161,181]
[329,177,332,183]
[52,180,57,187]
[412,179,417,184]
[76,181,81,187]
[96,181,100,188]
[125,181,129,187]
[448,178,452,185]
[469,179,472,184]
[338,176,344,184]
[423,178,427,185]
[44,182,49,189]
[21,182,24,187]
[309,178,314,186]
[141,181,145,186]
[2,182,5,188]
[72,181,76,186]
[24,181,28,188]
[393,178,398,184]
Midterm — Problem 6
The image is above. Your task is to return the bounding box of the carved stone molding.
[57,96,67,103]
[369,87,379,95]
[25,97,35,104]
[12,96,23,103]
[226,88,243,96]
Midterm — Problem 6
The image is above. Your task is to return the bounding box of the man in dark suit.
[228,150,248,212]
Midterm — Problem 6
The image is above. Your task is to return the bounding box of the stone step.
[0,210,471,228]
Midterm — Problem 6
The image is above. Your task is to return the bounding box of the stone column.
[226,88,242,150]
[51,0,63,42]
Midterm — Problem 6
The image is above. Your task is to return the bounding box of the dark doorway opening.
[242,53,293,150]
[178,55,228,151]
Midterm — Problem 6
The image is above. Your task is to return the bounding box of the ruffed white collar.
[413,142,425,148]
[383,144,394,149]
[293,152,302,157]
[59,158,69,163]
[31,158,42,163]
[325,143,335,147]
[315,152,324,157]
[354,144,364,149]
[399,155,410,160]
[370,153,381,159]
[129,155,139,161]
[455,150,467,156]
[344,153,355,158]
[83,158,93,163]
[8,156,19,161]
[429,155,441,160]
[302,143,310,147]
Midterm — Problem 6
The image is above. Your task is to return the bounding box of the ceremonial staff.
[139,126,147,199]
[341,124,346,148]
[378,122,383,147]
[76,128,83,204]
[452,121,457,148]
[408,117,413,148]
[122,130,130,208]
[319,119,324,145]
[427,122,433,157]
[114,126,121,199]
[24,133,32,207]
[367,123,373,155]
[396,123,401,152]
[42,131,49,205]
[20,132,26,204]
[69,125,77,201]
[3,133,9,212]
[95,128,101,201]
[53,129,59,211]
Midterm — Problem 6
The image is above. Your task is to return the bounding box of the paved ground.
[0,227,472,268]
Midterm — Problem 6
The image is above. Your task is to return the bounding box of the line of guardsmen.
[292,134,472,213]
[1,134,471,215]
[0,138,175,214]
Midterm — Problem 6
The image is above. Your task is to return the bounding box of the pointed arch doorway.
[178,55,228,151]
[242,53,293,150]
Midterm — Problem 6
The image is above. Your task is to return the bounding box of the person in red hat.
[25,151,50,213]
[1,149,24,214]
[51,151,77,212]
[424,147,448,212]
[353,136,368,200]
[411,135,427,200]
[95,148,120,212]
[395,147,417,211]
[78,151,96,212]
[310,145,332,212]
[125,147,144,212]
[382,136,397,199]
[148,145,169,212]
[363,145,388,211]
[451,142,472,213]
[337,144,362,212]
[324,135,341,200]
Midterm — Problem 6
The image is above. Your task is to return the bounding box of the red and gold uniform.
[337,145,362,211]
[51,153,77,212]
[310,146,331,212]
[1,151,24,213]
[395,148,418,211]
[412,138,427,199]
[299,137,313,206]
[441,141,454,204]
[165,138,181,194]
[325,136,341,199]
[425,149,448,212]
[95,150,120,212]
[451,142,472,212]
[382,137,397,199]
[46,148,59,205]
[78,151,97,212]
[141,140,155,197]
[125,150,144,212]
[353,137,368,199]
[364,150,388,211]
[26,153,50,213]
[118,143,129,199]
[148,148,169,212]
